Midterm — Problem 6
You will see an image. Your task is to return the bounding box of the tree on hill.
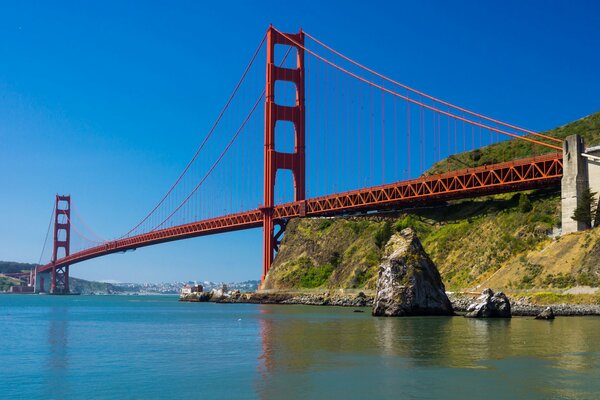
[0,261,36,274]
[572,188,598,229]
[519,193,533,213]
[595,196,600,228]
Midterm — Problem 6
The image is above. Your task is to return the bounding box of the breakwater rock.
[448,292,600,316]
[465,288,511,318]
[535,307,555,320]
[218,291,374,307]
[180,289,600,315]
[372,228,453,317]
[178,292,212,302]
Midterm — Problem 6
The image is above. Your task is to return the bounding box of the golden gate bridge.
[34,26,564,293]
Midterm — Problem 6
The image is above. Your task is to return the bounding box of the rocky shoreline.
[180,290,600,316]
[445,293,600,316]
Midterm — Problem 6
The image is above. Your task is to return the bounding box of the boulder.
[372,228,454,317]
[465,288,511,318]
[535,306,555,320]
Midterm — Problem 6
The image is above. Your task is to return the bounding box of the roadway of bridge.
[38,153,563,273]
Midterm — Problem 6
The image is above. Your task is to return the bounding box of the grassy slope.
[263,218,390,290]
[265,190,581,291]
[265,111,600,292]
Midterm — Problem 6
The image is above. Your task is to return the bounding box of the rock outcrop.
[535,306,555,320]
[465,288,511,318]
[372,228,453,317]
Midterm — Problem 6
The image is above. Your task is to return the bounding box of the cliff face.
[262,218,390,289]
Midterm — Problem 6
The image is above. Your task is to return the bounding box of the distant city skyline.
[1,0,599,282]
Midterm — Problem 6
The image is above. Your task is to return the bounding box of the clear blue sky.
[1,0,599,283]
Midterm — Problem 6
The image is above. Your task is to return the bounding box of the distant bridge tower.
[261,27,306,283]
[51,195,71,294]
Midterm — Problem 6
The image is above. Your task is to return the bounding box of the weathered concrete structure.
[561,135,600,234]
[34,270,51,293]
[585,146,600,227]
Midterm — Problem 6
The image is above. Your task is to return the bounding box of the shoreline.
[180,290,600,316]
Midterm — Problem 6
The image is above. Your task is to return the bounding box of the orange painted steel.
[262,27,306,282]
[38,153,563,274]
[51,195,71,293]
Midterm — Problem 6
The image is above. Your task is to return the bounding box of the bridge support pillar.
[34,270,51,293]
[51,195,71,294]
[261,27,306,284]
[561,135,591,233]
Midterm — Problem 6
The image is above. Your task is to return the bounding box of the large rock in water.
[372,228,453,317]
[465,288,511,318]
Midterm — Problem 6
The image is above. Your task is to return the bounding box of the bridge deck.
[38,153,563,273]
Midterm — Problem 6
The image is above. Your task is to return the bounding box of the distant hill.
[0,261,35,274]
[0,261,116,294]
[0,261,260,294]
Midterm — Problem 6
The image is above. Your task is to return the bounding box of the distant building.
[180,284,203,296]
[9,285,35,294]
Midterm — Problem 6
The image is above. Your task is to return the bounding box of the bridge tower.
[262,27,306,283]
[51,195,71,294]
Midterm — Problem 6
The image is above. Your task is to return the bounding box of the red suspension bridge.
[35,26,564,293]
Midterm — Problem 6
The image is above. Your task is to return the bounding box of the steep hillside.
[264,189,581,291]
[264,111,600,293]
[263,217,391,290]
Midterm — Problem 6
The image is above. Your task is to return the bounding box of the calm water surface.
[1,295,599,399]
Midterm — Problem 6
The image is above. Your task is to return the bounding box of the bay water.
[1,295,599,399]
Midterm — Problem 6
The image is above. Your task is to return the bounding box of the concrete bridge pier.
[34,269,52,293]
[561,134,600,234]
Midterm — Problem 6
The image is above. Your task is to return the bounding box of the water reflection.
[45,305,69,399]
[255,305,600,399]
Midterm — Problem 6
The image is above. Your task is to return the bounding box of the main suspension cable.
[119,32,268,239]
[303,30,562,144]
[274,28,561,151]
[151,46,294,231]
[37,203,55,266]
[72,204,107,243]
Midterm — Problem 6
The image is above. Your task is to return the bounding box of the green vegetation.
[263,217,391,289]
[527,292,600,305]
[266,189,566,291]
[519,193,533,213]
[0,261,35,274]
[542,273,577,288]
[281,257,335,288]
[572,188,597,229]
[0,275,22,291]
[428,111,600,175]
[519,260,544,289]
[264,112,600,296]
[374,221,393,249]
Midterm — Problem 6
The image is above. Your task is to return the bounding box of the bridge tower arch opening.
[261,27,306,283]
